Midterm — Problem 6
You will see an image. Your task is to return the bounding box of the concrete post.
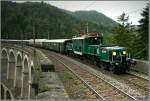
[14,65,22,87]
[28,80,31,99]
[8,61,15,84]
[14,65,17,87]
[6,62,9,80]
[28,66,32,99]
[1,58,8,79]
[22,70,29,99]
[21,68,24,98]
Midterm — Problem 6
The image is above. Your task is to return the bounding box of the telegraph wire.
[83,1,96,10]
[82,1,142,33]
[83,1,142,21]
[79,1,96,35]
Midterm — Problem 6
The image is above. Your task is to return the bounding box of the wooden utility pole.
[20,29,24,98]
[47,31,50,39]
[32,22,38,97]
[86,22,89,35]
[6,34,8,45]
[21,30,23,48]
[33,24,36,57]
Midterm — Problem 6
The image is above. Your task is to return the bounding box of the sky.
[16,1,148,25]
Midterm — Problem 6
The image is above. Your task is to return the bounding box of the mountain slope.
[2,1,83,39]
[62,10,118,43]
[64,10,118,28]
[2,1,115,43]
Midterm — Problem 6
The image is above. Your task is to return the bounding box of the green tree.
[112,12,135,53]
[1,1,117,40]
[134,4,149,60]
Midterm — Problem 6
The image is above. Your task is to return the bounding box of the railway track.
[100,72,149,99]
[120,73,149,98]
[41,49,137,100]
[125,73,148,90]
[66,54,149,99]
[42,50,101,99]
[128,71,149,80]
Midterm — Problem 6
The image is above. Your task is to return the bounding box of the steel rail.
[91,70,137,100]
[52,52,137,100]
[49,54,105,100]
[66,53,148,98]
[126,72,149,91]
[127,71,149,81]
[67,53,148,96]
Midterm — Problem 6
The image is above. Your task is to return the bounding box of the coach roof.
[29,39,47,42]
[44,39,70,43]
[72,35,88,39]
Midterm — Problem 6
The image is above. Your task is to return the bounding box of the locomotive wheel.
[82,56,86,62]
[104,65,110,71]
[96,62,102,68]
[112,67,121,75]
[93,61,97,65]
[110,65,115,72]
[120,66,126,74]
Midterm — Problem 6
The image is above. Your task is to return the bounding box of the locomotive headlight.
[123,51,126,55]
[112,52,116,56]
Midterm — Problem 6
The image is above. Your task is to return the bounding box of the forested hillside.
[1,1,148,60]
[62,10,119,43]
[67,10,118,27]
[2,1,80,39]
[1,1,116,43]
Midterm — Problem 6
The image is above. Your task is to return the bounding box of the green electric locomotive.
[66,32,136,74]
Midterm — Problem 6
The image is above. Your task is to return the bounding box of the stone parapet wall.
[131,59,149,74]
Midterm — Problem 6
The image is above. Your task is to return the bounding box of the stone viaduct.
[1,42,68,100]
[1,43,40,99]
[1,41,148,100]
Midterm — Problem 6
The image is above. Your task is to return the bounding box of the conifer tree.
[135,4,149,60]
[112,12,135,53]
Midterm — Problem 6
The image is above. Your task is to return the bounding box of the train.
[2,32,136,74]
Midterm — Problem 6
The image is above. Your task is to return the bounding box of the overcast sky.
[16,1,148,25]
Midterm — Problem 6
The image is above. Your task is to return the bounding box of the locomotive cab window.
[88,37,101,45]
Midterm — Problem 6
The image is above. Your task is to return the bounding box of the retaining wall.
[131,59,149,74]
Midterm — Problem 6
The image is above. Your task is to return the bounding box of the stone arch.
[29,61,34,99]
[15,52,22,89]
[1,48,8,58]
[22,55,30,98]
[6,90,11,99]
[8,50,16,84]
[8,49,15,61]
[30,61,34,84]
[1,83,14,100]
[1,84,4,99]
[1,48,8,80]
[30,61,34,81]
